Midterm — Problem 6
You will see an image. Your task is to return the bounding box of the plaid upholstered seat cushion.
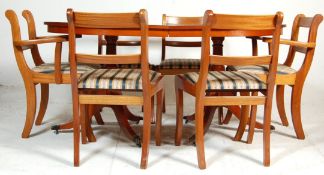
[78,69,161,90]
[116,64,155,69]
[32,62,98,74]
[227,64,297,75]
[157,58,200,69]
[179,71,266,90]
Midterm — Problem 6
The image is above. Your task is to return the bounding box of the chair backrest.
[196,10,283,95]
[21,10,45,66]
[283,14,323,75]
[161,14,203,61]
[6,10,43,76]
[97,35,141,55]
[67,9,150,90]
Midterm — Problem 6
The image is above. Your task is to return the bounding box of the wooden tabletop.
[45,22,279,37]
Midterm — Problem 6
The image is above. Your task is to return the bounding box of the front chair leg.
[140,96,152,169]
[195,100,206,169]
[155,89,164,146]
[291,85,305,139]
[35,83,49,125]
[22,83,37,138]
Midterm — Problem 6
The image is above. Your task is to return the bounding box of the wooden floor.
[1,85,324,175]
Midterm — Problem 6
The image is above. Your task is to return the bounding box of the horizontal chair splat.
[203,96,266,106]
[76,53,141,64]
[210,55,271,65]
[79,95,143,105]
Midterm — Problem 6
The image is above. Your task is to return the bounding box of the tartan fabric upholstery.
[179,71,266,90]
[227,64,297,75]
[32,62,98,74]
[78,69,161,90]
[157,58,201,69]
[116,64,155,69]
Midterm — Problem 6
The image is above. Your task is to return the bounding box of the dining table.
[45,21,276,144]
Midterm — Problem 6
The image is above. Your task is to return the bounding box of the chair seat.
[227,64,297,75]
[157,58,201,69]
[78,69,161,90]
[32,62,98,74]
[116,64,155,69]
[179,71,266,90]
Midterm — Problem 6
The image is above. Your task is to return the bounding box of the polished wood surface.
[45,22,276,37]
[244,14,323,140]
[5,10,104,138]
[174,10,283,169]
[67,9,164,168]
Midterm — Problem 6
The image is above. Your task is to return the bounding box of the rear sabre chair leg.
[35,84,49,125]
[155,89,164,146]
[175,83,184,146]
[276,85,289,126]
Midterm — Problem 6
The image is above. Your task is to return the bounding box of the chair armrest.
[14,37,66,47]
[36,34,82,40]
[262,37,316,48]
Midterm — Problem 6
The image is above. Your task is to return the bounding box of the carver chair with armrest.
[5,10,103,138]
[67,9,164,168]
[228,14,323,140]
[175,10,283,169]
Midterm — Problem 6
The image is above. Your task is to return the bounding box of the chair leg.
[276,85,289,126]
[233,105,250,141]
[222,110,233,124]
[21,83,37,138]
[175,84,183,146]
[155,89,164,146]
[247,92,258,144]
[247,105,257,144]
[80,104,88,144]
[140,96,152,169]
[93,105,104,125]
[162,94,166,113]
[73,100,80,167]
[195,100,206,169]
[263,101,272,167]
[218,107,224,125]
[35,84,49,126]
[86,105,96,142]
[151,96,155,123]
[291,86,305,139]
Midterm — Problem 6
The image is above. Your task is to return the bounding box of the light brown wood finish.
[238,14,323,140]
[67,9,164,168]
[175,10,283,169]
[5,10,104,138]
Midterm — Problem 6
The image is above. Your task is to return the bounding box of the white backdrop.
[1,0,324,105]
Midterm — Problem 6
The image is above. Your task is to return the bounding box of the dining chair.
[67,9,164,168]
[97,15,204,115]
[156,14,203,74]
[227,14,323,140]
[5,10,103,138]
[174,10,283,168]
